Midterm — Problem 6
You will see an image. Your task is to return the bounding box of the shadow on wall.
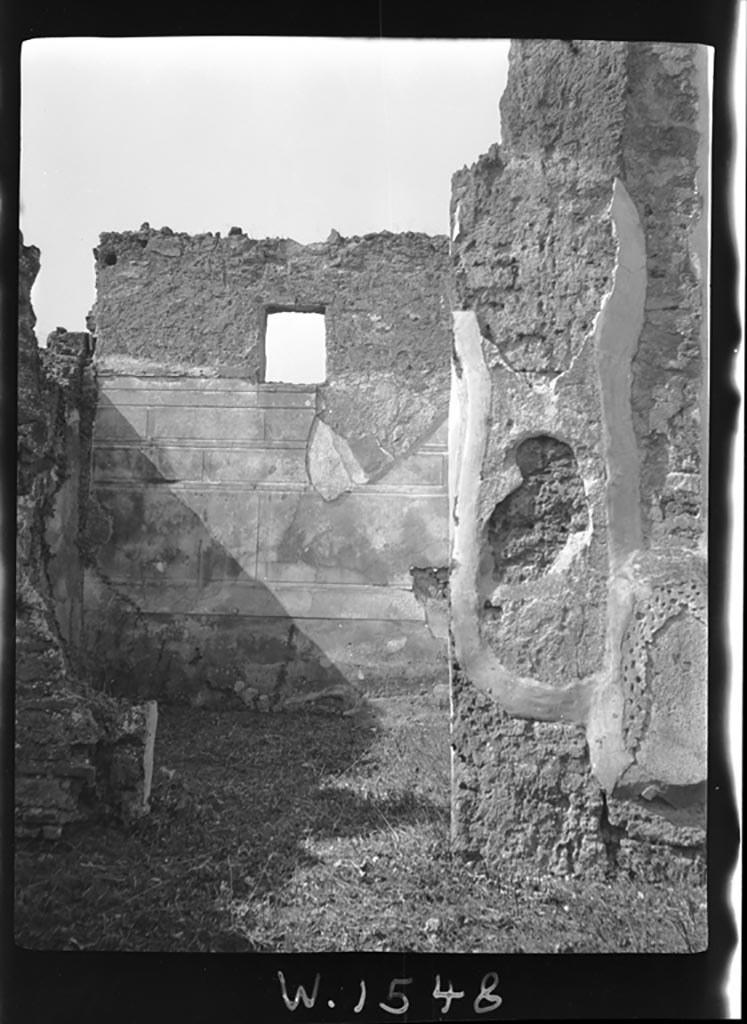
[83,397,360,712]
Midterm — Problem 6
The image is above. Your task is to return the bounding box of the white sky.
[20,36,510,345]
[265,311,326,383]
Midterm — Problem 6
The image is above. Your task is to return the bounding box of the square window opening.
[263,310,326,384]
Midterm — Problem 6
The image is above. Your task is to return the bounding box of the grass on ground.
[14,696,707,953]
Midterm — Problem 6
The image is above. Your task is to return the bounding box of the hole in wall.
[263,309,326,384]
[486,434,588,584]
[410,566,449,602]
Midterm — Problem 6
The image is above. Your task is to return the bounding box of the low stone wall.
[83,374,449,707]
[448,40,708,881]
[16,617,158,839]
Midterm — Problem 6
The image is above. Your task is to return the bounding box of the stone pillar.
[448,41,708,881]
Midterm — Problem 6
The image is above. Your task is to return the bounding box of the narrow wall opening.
[263,309,326,384]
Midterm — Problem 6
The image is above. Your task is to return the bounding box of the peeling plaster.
[450,178,703,794]
[692,45,712,540]
[411,566,450,640]
[449,310,589,722]
[586,548,707,793]
[306,417,368,501]
[585,559,638,791]
[448,41,708,880]
[594,178,646,571]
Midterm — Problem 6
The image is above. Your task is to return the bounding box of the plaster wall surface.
[448,40,708,882]
[84,376,449,708]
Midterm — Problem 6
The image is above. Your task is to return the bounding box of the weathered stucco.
[16,235,157,839]
[92,227,453,491]
[80,228,453,706]
[83,375,449,707]
[449,40,708,881]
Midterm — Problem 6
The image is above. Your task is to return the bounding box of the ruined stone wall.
[83,376,448,708]
[36,329,97,654]
[92,228,453,490]
[83,229,452,706]
[16,235,157,839]
[448,41,708,882]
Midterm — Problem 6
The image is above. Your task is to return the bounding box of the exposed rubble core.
[16,234,157,839]
[448,40,708,882]
[623,44,709,546]
[485,435,589,584]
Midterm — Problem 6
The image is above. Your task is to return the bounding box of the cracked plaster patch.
[306,417,368,501]
[620,578,707,786]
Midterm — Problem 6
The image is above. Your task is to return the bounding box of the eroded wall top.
[92,227,453,484]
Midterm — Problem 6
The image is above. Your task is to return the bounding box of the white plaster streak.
[449,311,587,722]
[450,311,491,570]
[586,560,637,791]
[547,522,593,575]
[142,701,159,806]
[595,178,646,570]
[584,180,648,788]
[692,45,712,545]
[447,360,465,542]
[450,201,461,246]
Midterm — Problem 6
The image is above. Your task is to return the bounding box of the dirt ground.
[15,694,707,953]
